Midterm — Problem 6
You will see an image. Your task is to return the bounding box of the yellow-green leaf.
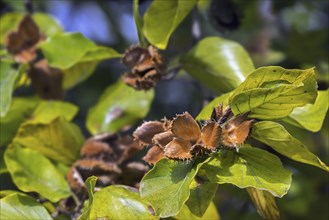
[13,117,84,165]
[251,121,329,172]
[140,158,209,218]
[174,202,220,220]
[143,0,197,49]
[282,90,329,132]
[79,176,97,220]
[230,66,317,119]
[186,179,218,217]
[0,97,39,147]
[40,33,121,69]
[0,62,19,117]
[204,147,292,197]
[86,80,154,135]
[180,37,255,93]
[4,144,71,202]
[87,185,157,220]
[62,61,98,89]
[28,101,78,124]
[0,193,53,220]
[246,187,280,220]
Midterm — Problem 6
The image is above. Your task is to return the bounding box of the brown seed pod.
[28,59,64,100]
[121,45,164,90]
[67,133,148,198]
[210,104,254,149]
[4,15,44,64]
[133,104,254,164]
[133,112,221,163]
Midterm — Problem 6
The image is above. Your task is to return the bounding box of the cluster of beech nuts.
[121,45,165,90]
[133,104,254,165]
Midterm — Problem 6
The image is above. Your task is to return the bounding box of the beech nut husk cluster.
[133,104,254,165]
[121,45,165,90]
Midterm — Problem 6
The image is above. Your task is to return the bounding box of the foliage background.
[0,0,328,219]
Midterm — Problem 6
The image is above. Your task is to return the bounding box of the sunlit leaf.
[174,202,220,220]
[186,179,218,217]
[0,97,39,147]
[0,62,19,117]
[246,187,280,220]
[196,92,231,120]
[140,158,209,218]
[0,190,23,198]
[62,61,98,89]
[39,32,121,69]
[78,46,122,63]
[0,193,52,220]
[86,80,154,135]
[143,0,197,49]
[204,147,292,197]
[251,121,329,172]
[31,13,62,37]
[0,12,62,44]
[282,90,329,132]
[39,33,95,68]
[180,37,255,93]
[53,162,70,177]
[13,117,84,165]
[4,144,71,202]
[79,176,97,220]
[28,101,78,124]
[230,66,317,119]
[87,185,157,220]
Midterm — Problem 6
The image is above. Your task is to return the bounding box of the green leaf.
[13,117,84,165]
[40,33,121,69]
[196,92,232,120]
[86,80,154,135]
[31,13,62,37]
[0,97,39,147]
[180,37,255,93]
[0,190,23,198]
[39,33,95,69]
[140,158,209,218]
[282,90,329,132]
[143,0,197,49]
[4,144,71,202]
[204,147,292,197]
[251,121,329,172]
[186,179,218,217]
[230,66,317,119]
[174,202,220,220]
[0,12,62,44]
[133,0,147,47]
[87,185,157,220]
[0,148,7,174]
[0,193,53,220]
[62,61,98,89]
[246,187,280,220]
[79,176,97,220]
[78,46,123,63]
[28,101,78,124]
[0,62,19,117]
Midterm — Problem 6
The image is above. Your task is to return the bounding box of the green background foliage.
[0,0,328,219]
